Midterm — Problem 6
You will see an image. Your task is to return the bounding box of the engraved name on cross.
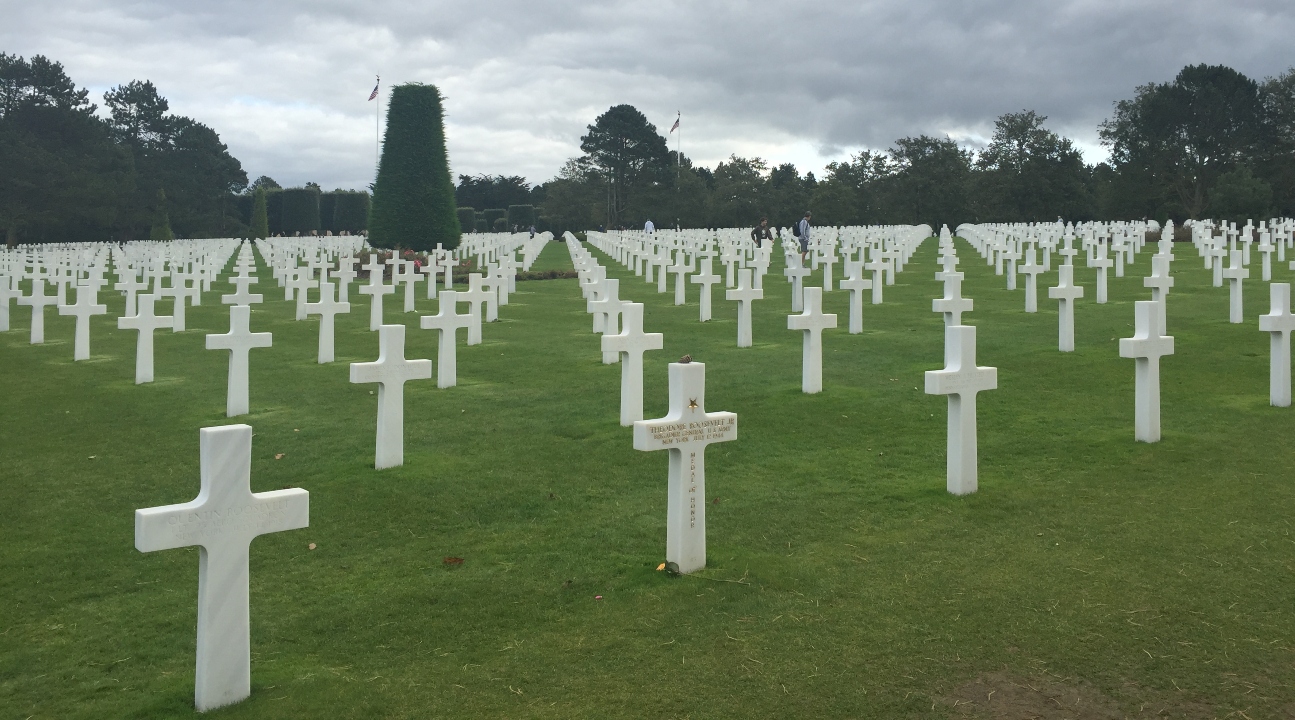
[633,361,736,574]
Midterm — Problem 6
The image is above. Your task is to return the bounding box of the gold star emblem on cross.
[688,398,698,410]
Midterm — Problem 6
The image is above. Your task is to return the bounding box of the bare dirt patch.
[941,672,1216,720]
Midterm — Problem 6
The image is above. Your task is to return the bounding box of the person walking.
[797,211,812,264]
[750,217,772,248]
[644,218,655,234]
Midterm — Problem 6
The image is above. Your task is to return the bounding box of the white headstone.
[602,303,664,425]
[117,293,174,383]
[838,261,873,334]
[134,424,308,712]
[17,277,58,344]
[205,305,273,417]
[924,325,997,495]
[1118,300,1174,441]
[633,361,736,574]
[1048,264,1084,352]
[726,268,763,348]
[58,284,107,360]
[788,286,837,393]
[690,258,721,322]
[420,291,473,388]
[1223,249,1248,324]
[1259,283,1295,407]
[303,281,349,364]
[349,324,432,469]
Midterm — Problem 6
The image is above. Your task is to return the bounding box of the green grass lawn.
[2,236,1294,719]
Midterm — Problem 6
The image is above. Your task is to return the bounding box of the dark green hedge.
[507,204,535,228]
[332,191,370,234]
[281,187,320,235]
[482,208,506,232]
[456,207,476,232]
[369,83,460,250]
[266,189,283,236]
[319,193,339,233]
[475,218,487,233]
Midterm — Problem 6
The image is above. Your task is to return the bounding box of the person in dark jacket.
[750,217,772,247]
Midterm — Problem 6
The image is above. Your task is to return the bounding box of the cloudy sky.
[4,1,1293,190]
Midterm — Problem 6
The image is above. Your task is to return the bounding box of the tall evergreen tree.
[369,83,459,250]
[250,186,269,239]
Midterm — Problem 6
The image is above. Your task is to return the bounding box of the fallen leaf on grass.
[275,453,285,460]
[657,563,666,571]
[308,543,316,550]
[443,557,464,566]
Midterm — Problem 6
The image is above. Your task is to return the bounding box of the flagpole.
[375,75,380,178]
[676,110,681,188]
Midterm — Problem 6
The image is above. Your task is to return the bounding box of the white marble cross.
[303,281,350,364]
[288,269,318,321]
[1143,254,1174,334]
[1259,283,1295,407]
[394,260,420,313]
[726,268,763,348]
[818,249,838,292]
[788,286,837,393]
[864,252,887,304]
[1019,246,1043,313]
[59,284,107,360]
[457,274,491,345]
[1001,244,1020,290]
[602,302,664,425]
[838,261,873,334]
[633,361,736,574]
[115,271,147,317]
[350,324,432,469]
[1091,241,1113,304]
[588,278,625,364]
[1223,249,1249,324]
[134,424,308,712]
[933,272,972,326]
[335,256,359,302]
[222,275,263,307]
[17,277,58,344]
[420,290,473,388]
[1048,264,1084,352]
[358,272,394,331]
[206,305,272,417]
[924,325,997,495]
[783,253,810,312]
[1118,300,1174,442]
[118,293,174,383]
[668,252,691,306]
[690,258,721,322]
[0,275,19,332]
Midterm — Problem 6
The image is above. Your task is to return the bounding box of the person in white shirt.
[644,219,655,234]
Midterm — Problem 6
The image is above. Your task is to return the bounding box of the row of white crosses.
[567,238,737,576]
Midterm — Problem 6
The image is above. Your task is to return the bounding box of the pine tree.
[250,186,269,239]
[369,83,460,250]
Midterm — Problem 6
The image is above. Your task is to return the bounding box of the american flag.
[368,77,379,101]
[669,116,680,133]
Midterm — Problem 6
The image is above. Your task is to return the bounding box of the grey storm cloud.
[3,0,1293,190]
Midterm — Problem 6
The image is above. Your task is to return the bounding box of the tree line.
[536,64,1295,234]
[0,53,372,246]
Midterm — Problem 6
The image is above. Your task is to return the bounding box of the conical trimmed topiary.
[369,83,460,250]
[250,186,269,239]
[150,189,174,241]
